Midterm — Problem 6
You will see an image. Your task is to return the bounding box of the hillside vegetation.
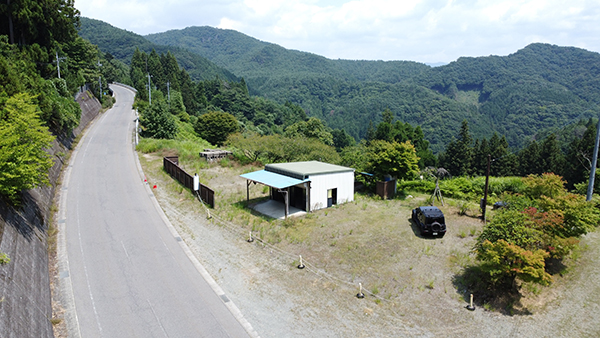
[79,18,238,83]
[144,26,600,152]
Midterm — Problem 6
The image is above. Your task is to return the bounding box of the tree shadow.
[545,257,567,275]
[0,190,47,242]
[452,265,533,316]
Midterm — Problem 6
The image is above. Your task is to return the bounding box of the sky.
[74,0,600,64]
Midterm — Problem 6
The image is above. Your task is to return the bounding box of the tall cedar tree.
[442,120,473,176]
[0,0,80,47]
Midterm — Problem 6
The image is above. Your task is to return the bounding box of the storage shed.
[240,161,355,218]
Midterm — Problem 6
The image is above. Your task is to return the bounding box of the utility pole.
[55,52,66,79]
[587,119,600,201]
[147,73,152,106]
[97,59,102,100]
[166,81,170,107]
[482,154,491,222]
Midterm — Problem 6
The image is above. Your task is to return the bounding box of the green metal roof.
[265,161,354,180]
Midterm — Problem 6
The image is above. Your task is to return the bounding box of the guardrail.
[163,156,215,208]
[111,82,138,93]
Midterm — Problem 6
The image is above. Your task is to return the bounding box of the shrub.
[477,239,551,286]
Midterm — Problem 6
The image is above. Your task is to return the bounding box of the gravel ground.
[143,157,600,338]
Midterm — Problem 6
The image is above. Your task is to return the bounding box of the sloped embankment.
[0,91,101,338]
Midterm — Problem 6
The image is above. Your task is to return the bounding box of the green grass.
[0,252,10,265]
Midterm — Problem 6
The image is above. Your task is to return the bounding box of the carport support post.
[246,180,251,202]
[278,189,289,219]
[284,188,289,219]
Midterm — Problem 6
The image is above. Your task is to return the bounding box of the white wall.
[308,171,354,211]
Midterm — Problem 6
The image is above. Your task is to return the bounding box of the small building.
[200,149,232,161]
[240,161,355,218]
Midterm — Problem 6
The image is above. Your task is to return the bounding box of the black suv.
[412,206,446,237]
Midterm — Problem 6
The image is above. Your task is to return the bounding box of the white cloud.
[75,0,600,63]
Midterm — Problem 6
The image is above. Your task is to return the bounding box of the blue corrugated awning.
[240,170,310,189]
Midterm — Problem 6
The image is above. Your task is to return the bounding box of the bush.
[140,100,178,139]
[474,173,599,289]
[195,111,238,146]
[0,93,55,204]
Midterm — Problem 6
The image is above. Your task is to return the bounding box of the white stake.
[297,255,305,269]
[467,293,475,311]
[357,283,365,298]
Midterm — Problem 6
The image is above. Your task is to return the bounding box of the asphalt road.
[62,85,252,337]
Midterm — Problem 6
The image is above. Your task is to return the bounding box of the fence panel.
[163,156,214,208]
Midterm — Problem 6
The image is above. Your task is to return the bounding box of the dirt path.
[146,158,600,338]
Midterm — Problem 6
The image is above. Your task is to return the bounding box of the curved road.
[60,85,253,337]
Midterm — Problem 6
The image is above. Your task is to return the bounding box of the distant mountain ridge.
[81,18,600,153]
[144,26,600,152]
[145,26,430,84]
[79,18,238,82]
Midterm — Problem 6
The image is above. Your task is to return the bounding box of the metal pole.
[56,52,61,78]
[55,52,66,78]
[147,73,152,106]
[97,59,102,99]
[482,154,491,221]
[587,119,600,201]
[135,109,139,145]
[167,81,170,107]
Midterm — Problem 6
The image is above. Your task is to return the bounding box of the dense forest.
[79,18,238,83]
[142,26,600,153]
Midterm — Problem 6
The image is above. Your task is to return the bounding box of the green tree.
[0,0,80,47]
[227,132,268,163]
[411,125,436,168]
[565,121,597,188]
[0,93,55,204]
[168,90,186,116]
[130,48,148,100]
[331,128,356,152]
[195,111,238,146]
[147,49,164,92]
[366,140,419,180]
[140,100,178,139]
[441,120,473,176]
[374,108,395,142]
[284,117,333,146]
[539,134,565,175]
[518,140,542,175]
[161,51,180,92]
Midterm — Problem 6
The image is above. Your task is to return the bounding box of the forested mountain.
[145,26,430,84]
[145,27,600,152]
[78,18,238,82]
[81,20,600,154]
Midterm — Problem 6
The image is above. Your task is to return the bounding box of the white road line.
[76,199,103,335]
[147,299,169,338]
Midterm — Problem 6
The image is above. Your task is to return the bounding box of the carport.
[240,169,311,219]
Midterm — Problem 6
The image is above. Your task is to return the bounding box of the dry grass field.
[138,152,600,337]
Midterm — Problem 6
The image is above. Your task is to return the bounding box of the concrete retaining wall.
[0,91,101,338]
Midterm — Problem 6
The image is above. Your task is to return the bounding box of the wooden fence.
[163,156,215,208]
